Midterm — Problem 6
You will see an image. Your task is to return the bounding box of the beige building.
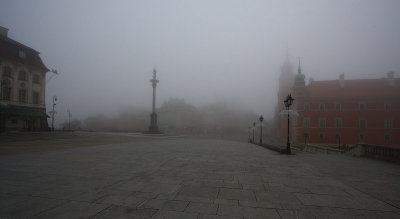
[0,26,49,132]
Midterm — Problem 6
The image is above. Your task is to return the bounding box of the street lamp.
[259,115,264,146]
[67,109,72,130]
[304,133,309,145]
[252,122,255,143]
[284,93,294,154]
[51,96,57,131]
[335,133,341,148]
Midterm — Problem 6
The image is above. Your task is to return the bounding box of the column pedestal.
[148,113,162,134]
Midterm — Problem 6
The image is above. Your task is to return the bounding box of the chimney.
[0,26,8,38]
[339,74,345,88]
[387,71,395,87]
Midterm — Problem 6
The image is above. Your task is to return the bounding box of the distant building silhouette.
[0,26,49,132]
[276,55,400,146]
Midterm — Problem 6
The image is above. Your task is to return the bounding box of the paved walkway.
[0,135,399,218]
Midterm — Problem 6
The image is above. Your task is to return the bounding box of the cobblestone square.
[0,132,399,218]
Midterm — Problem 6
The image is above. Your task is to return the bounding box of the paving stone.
[32,201,109,219]
[217,204,280,218]
[204,173,234,181]
[214,199,239,206]
[242,183,266,191]
[140,183,180,194]
[202,179,242,189]
[218,188,256,201]
[152,210,198,219]
[110,179,148,191]
[162,200,189,211]
[235,175,264,185]
[217,204,246,217]
[198,214,243,219]
[139,199,167,209]
[133,191,159,199]
[185,202,218,214]
[269,184,310,193]
[239,200,281,209]
[92,205,157,218]
[295,193,361,209]
[178,185,219,199]
[256,191,302,205]
[0,196,68,218]
[94,192,145,207]
[277,208,323,219]
[306,184,349,195]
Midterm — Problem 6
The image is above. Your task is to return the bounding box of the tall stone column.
[148,69,161,133]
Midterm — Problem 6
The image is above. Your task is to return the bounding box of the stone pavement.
[0,134,399,218]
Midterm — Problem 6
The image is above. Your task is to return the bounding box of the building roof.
[0,35,49,72]
[299,77,400,99]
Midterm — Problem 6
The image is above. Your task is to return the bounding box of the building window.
[359,119,367,129]
[385,103,391,111]
[2,87,11,100]
[319,133,324,139]
[18,89,26,103]
[2,66,12,77]
[33,92,39,104]
[360,133,365,140]
[335,133,341,141]
[12,119,18,124]
[335,103,341,111]
[304,103,310,111]
[18,71,27,81]
[303,117,310,128]
[335,118,342,128]
[18,50,26,59]
[319,118,326,128]
[384,119,393,129]
[319,103,325,111]
[385,133,390,141]
[359,102,365,110]
[33,74,40,84]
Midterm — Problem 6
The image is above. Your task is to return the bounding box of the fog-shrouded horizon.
[1,0,400,127]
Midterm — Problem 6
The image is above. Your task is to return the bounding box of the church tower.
[276,52,295,114]
[294,58,306,87]
[274,52,295,139]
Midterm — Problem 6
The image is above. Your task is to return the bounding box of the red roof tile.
[297,78,400,99]
[0,35,49,71]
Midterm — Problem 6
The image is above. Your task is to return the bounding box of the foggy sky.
[1,0,400,126]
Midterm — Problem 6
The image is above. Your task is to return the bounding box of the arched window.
[2,66,12,77]
[19,89,26,103]
[18,70,27,81]
[33,74,40,84]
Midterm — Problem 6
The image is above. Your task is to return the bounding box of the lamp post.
[259,115,264,146]
[252,122,255,143]
[304,133,309,145]
[51,96,57,131]
[67,109,72,130]
[335,134,341,148]
[284,94,294,154]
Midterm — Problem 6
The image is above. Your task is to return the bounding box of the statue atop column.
[148,68,162,134]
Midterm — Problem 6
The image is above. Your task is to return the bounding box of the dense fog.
[1,0,399,132]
